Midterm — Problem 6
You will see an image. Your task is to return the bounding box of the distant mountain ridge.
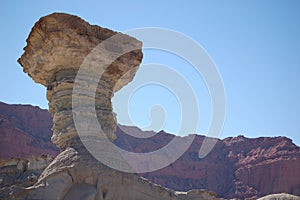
[0,102,58,158]
[0,101,299,199]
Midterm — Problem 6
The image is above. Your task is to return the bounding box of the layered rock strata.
[116,127,300,199]
[0,102,58,158]
[18,13,142,150]
[14,13,219,200]
[1,102,300,199]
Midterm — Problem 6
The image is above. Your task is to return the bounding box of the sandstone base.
[3,147,219,200]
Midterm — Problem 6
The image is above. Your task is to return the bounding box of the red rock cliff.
[1,101,299,199]
[0,102,59,158]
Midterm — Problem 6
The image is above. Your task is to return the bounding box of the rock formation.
[18,12,142,150]
[0,155,53,188]
[0,102,58,158]
[257,193,300,200]
[115,126,234,196]
[1,101,300,199]
[223,135,300,199]
[116,127,300,199]
[12,13,219,200]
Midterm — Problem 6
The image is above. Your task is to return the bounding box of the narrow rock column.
[18,13,142,150]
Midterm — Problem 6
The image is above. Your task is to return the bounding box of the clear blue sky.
[1,1,300,146]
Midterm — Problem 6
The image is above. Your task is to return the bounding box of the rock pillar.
[18,13,142,150]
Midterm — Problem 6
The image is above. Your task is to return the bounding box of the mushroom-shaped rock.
[18,13,142,150]
[13,13,220,200]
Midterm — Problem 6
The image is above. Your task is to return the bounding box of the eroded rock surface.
[0,155,53,188]
[0,102,58,158]
[8,147,217,200]
[1,101,300,199]
[14,13,219,200]
[18,12,142,150]
[114,126,300,199]
[224,135,300,199]
[257,193,300,200]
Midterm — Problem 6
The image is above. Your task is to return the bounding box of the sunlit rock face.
[1,100,300,199]
[18,13,142,150]
[13,13,220,200]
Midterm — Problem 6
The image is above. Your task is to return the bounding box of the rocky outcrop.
[0,102,58,159]
[1,101,300,199]
[224,135,300,199]
[115,126,235,197]
[0,155,53,188]
[18,12,142,150]
[12,13,219,200]
[115,127,300,199]
[5,147,217,200]
[257,193,300,200]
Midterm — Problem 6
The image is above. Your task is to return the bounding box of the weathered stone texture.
[0,155,53,188]
[1,102,300,199]
[18,13,142,150]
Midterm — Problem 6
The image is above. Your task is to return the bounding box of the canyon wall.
[1,101,299,199]
[0,102,58,158]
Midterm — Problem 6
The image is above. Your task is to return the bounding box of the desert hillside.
[1,101,299,199]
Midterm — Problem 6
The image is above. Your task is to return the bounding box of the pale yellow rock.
[18,13,142,150]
